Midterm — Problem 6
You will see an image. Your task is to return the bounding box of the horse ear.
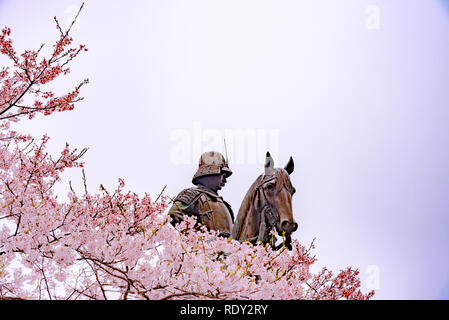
[264,152,275,175]
[284,156,294,175]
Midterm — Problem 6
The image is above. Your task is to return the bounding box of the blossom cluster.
[0,14,88,122]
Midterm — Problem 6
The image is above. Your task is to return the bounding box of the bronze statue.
[168,151,234,238]
[232,152,297,249]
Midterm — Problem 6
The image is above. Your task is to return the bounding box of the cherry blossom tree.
[0,5,374,300]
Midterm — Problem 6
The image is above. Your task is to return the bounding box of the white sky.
[1,0,449,299]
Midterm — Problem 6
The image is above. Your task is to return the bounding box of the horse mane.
[232,174,264,240]
[240,174,264,215]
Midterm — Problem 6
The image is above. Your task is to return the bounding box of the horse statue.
[232,152,298,250]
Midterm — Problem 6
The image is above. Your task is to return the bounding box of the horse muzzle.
[280,220,298,235]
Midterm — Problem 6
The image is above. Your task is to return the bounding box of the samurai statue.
[168,151,234,238]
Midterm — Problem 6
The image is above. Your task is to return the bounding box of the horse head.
[232,152,298,249]
[263,152,298,236]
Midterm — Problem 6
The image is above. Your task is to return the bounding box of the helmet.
[192,151,232,185]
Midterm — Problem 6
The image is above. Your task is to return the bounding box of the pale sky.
[1,0,449,299]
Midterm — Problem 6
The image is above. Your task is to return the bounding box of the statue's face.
[218,172,227,190]
[196,173,228,192]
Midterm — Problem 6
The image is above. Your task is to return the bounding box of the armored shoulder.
[173,187,203,206]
